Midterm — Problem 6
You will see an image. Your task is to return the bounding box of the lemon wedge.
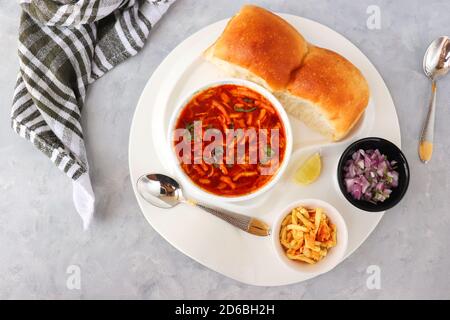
[294,152,322,185]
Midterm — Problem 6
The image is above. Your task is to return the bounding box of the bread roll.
[204,5,308,90]
[279,46,370,140]
[204,5,370,141]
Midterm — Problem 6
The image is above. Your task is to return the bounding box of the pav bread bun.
[204,5,308,91]
[278,46,369,141]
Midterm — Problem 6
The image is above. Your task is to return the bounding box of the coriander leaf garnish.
[233,105,257,112]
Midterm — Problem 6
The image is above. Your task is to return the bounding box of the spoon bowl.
[137,173,182,209]
[423,36,450,80]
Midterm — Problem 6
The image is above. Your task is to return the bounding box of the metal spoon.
[136,173,270,236]
[419,36,450,163]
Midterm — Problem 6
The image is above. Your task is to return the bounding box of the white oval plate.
[129,14,401,286]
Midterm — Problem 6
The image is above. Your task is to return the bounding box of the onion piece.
[343,149,400,203]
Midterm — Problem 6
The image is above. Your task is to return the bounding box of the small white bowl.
[272,199,348,275]
[167,78,293,203]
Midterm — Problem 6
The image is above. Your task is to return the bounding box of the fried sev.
[280,206,337,264]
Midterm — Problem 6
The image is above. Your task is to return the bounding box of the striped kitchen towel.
[11,0,176,229]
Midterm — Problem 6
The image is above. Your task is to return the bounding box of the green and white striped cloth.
[11,0,175,229]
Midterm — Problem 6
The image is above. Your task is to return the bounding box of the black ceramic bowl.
[337,137,410,212]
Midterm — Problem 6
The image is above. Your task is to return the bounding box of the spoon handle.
[192,202,270,236]
[419,80,436,163]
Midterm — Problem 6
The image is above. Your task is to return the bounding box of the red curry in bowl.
[172,84,287,197]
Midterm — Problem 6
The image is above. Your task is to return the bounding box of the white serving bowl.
[167,78,293,203]
[272,199,348,274]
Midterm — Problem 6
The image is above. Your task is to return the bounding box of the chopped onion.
[343,149,399,203]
